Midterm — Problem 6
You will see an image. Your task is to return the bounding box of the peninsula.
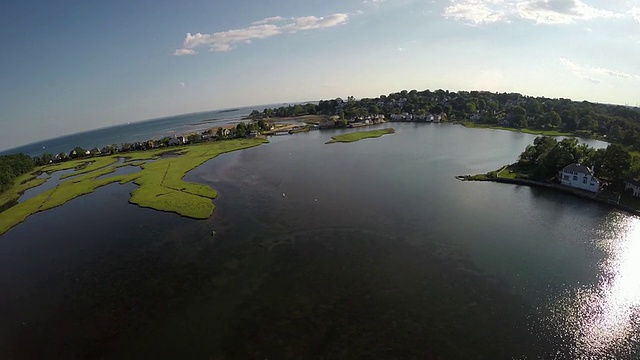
[457,136,640,214]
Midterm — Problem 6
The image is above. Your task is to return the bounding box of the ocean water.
[0,103,292,158]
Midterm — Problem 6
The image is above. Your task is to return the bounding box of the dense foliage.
[251,89,640,149]
[516,136,638,182]
[0,154,35,193]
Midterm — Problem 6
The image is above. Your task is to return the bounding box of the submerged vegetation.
[326,128,395,144]
[0,138,267,235]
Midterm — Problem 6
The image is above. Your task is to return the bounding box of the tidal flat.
[0,138,267,235]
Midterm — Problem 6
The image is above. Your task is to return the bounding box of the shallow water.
[17,168,76,203]
[0,123,637,359]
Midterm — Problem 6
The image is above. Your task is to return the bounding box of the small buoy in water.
[211,230,217,236]
[282,193,286,197]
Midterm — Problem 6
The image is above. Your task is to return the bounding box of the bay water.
[0,123,638,358]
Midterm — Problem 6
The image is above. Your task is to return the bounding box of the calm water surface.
[0,123,638,359]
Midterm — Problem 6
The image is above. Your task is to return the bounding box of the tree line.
[0,154,35,193]
[251,89,640,149]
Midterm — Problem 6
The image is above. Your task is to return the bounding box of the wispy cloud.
[174,49,196,56]
[559,57,640,84]
[444,0,623,25]
[629,7,640,23]
[174,13,349,55]
[252,16,285,25]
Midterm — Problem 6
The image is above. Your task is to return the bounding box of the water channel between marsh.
[0,123,638,359]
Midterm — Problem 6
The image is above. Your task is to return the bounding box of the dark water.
[0,124,638,359]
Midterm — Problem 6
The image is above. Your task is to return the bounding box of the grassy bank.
[460,122,575,137]
[0,139,267,235]
[327,128,395,144]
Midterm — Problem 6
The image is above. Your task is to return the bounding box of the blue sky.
[1,0,639,151]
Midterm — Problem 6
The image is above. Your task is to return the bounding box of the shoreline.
[456,175,640,216]
[455,121,608,143]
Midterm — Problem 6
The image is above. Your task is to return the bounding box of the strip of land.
[457,164,640,216]
[0,138,267,235]
[326,128,395,144]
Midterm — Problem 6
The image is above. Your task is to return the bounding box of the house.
[558,163,601,193]
[320,117,336,128]
[390,114,404,121]
[168,137,182,146]
[624,179,640,198]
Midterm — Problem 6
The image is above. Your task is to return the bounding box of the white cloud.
[559,57,640,84]
[174,48,196,56]
[629,7,640,23]
[175,13,349,55]
[252,16,285,25]
[443,0,508,25]
[444,0,623,25]
[179,82,186,88]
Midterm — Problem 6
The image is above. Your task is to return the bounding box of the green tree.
[599,144,632,181]
[526,99,542,114]
[547,111,561,127]
[465,102,477,114]
[70,147,87,158]
[608,125,623,142]
[235,122,247,138]
[579,115,597,132]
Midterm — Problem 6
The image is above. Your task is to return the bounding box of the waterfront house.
[624,178,640,198]
[558,163,601,193]
[390,114,404,121]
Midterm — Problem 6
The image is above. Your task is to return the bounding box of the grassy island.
[0,138,267,235]
[327,128,395,144]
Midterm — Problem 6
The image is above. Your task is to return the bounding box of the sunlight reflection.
[571,213,640,357]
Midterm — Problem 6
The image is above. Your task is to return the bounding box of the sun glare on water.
[558,214,640,358]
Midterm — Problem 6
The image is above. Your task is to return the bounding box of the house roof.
[562,163,592,175]
[625,178,640,187]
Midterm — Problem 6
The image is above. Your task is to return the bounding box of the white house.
[390,114,404,121]
[624,179,640,198]
[558,163,601,193]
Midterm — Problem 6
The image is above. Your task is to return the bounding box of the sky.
[1,0,639,151]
